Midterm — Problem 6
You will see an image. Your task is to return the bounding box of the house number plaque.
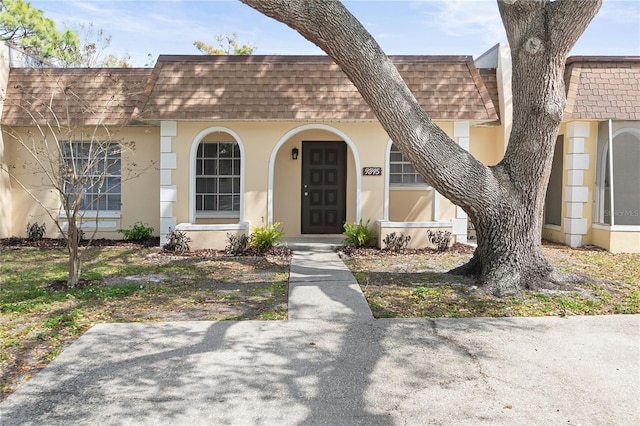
[362,167,382,176]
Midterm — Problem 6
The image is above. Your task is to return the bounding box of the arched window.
[596,121,640,226]
[195,141,241,215]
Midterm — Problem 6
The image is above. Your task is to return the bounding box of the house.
[0,43,638,252]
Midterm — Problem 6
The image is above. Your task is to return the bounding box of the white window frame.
[195,141,241,218]
[594,120,640,229]
[388,143,431,190]
[60,140,121,216]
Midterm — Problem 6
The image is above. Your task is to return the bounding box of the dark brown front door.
[301,141,347,234]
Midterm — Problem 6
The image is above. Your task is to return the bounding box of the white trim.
[267,124,361,224]
[61,221,117,229]
[565,186,588,203]
[453,121,470,138]
[160,121,177,137]
[543,224,562,231]
[160,170,172,186]
[195,211,240,219]
[566,170,583,186]
[566,121,590,138]
[160,136,172,153]
[176,222,250,231]
[564,217,587,235]
[566,153,589,170]
[160,186,177,203]
[160,201,173,218]
[376,220,452,229]
[59,210,121,219]
[389,185,433,191]
[565,234,583,248]
[160,152,177,170]
[433,190,440,221]
[607,119,615,226]
[592,223,640,232]
[383,140,392,220]
[188,126,246,224]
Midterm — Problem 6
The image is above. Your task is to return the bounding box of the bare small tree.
[1,68,152,287]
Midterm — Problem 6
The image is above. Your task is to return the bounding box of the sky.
[30,0,640,67]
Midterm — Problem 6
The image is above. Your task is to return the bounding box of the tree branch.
[240,0,496,212]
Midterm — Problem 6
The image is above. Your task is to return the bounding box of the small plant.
[162,228,191,254]
[26,222,46,241]
[343,219,376,248]
[118,222,154,241]
[426,229,451,251]
[225,233,249,255]
[266,246,292,257]
[383,232,412,252]
[249,223,285,252]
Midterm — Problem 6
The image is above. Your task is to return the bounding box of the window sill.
[196,211,240,219]
[592,223,640,232]
[389,185,433,191]
[59,211,121,219]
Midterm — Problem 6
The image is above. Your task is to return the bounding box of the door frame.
[266,124,362,226]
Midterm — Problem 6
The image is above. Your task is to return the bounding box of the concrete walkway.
[288,244,373,321]
[1,244,639,425]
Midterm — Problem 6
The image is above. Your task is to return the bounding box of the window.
[544,136,564,226]
[595,121,640,226]
[62,141,121,212]
[389,143,428,187]
[196,142,241,214]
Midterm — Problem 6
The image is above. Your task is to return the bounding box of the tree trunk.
[451,169,554,296]
[242,0,603,296]
[67,220,81,288]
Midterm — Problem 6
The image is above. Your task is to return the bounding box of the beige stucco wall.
[389,190,434,222]
[5,126,159,239]
[172,121,392,239]
[469,126,502,166]
[0,44,11,238]
[592,227,640,253]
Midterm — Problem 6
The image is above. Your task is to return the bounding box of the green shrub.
[250,223,284,251]
[225,233,249,255]
[383,232,411,252]
[162,228,191,253]
[118,222,154,241]
[343,219,376,248]
[26,222,46,241]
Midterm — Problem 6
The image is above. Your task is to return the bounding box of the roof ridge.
[156,54,474,64]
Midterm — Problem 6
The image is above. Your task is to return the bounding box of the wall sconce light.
[291,147,299,160]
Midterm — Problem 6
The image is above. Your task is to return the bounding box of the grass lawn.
[0,243,290,400]
[343,242,640,319]
[2,239,638,401]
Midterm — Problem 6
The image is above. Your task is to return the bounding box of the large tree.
[194,32,256,55]
[0,0,79,63]
[241,0,602,296]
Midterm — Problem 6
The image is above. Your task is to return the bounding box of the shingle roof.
[564,57,640,120]
[478,68,500,125]
[138,55,498,123]
[1,68,152,126]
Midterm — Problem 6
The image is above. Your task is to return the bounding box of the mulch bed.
[0,237,160,248]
